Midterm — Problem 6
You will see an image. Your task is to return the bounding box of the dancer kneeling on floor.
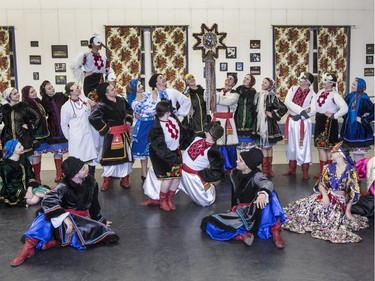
[201,147,286,248]
[179,121,225,207]
[10,156,119,267]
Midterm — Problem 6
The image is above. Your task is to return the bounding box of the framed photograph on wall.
[29,55,41,65]
[55,75,67,85]
[250,66,261,75]
[52,45,68,58]
[219,62,228,71]
[55,63,66,72]
[30,41,39,47]
[226,47,237,59]
[364,68,374,76]
[235,62,244,71]
[250,53,261,62]
[33,72,39,80]
[366,56,373,64]
[81,40,89,47]
[250,40,261,49]
[366,44,374,54]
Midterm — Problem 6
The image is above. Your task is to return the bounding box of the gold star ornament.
[193,24,227,59]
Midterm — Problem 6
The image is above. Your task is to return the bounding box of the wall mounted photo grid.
[55,75,67,85]
[226,47,237,59]
[366,56,373,64]
[250,66,261,75]
[33,72,39,80]
[250,40,261,49]
[51,45,68,58]
[250,53,261,62]
[29,55,41,65]
[30,41,39,47]
[55,63,66,72]
[81,40,89,47]
[235,62,243,71]
[366,44,374,54]
[220,62,228,71]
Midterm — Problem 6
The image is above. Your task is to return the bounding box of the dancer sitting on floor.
[201,147,286,248]
[282,142,369,243]
[10,156,119,267]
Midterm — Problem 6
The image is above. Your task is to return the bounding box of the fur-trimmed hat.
[62,156,85,179]
[240,147,263,170]
[204,121,224,142]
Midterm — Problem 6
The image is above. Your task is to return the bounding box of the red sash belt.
[182,164,210,190]
[283,114,305,146]
[65,208,89,217]
[108,124,129,150]
[213,112,233,135]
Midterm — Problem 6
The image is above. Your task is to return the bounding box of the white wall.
[0,0,373,97]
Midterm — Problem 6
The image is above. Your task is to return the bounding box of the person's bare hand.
[64,217,74,234]
[255,194,267,209]
[106,221,112,227]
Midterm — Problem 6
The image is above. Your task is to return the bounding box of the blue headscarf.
[3,139,19,159]
[355,77,366,93]
[126,79,138,106]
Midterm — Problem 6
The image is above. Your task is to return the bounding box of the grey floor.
[0,165,373,281]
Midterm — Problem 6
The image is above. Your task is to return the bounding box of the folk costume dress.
[282,163,369,243]
[23,97,50,155]
[22,175,118,250]
[179,136,224,207]
[41,92,69,154]
[0,155,39,207]
[252,89,287,147]
[314,89,348,149]
[284,85,317,165]
[0,102,41,157]
[143,115,184,201]
[89,96,134,178]
[234,85,257,150]
[61,96,97,163]
[213,89,240,170]
[341,78,374,151]
[131,92,158,159]
[201,169,285,241]
[181,85,209,133]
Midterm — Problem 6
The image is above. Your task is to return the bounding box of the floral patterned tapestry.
[273,27,310,100]
[105,26,141,94]
[151,27,188,93]
[317,27,349,95]
[0,27,11,93]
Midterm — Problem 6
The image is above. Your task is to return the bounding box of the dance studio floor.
[0,164,373,281]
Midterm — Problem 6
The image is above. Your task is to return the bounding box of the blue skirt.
[132,118,154,158]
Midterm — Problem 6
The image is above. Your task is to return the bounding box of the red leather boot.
[167,190,176,211]
[271,219,285,249]
[42,239,58,250]
[262,158,269,176]
[54,158,63,182]
[159,192,170,211]
[301,163,310,180]
[10,238,38,267]
[32,162,42,184]
[314,161,327,179]
[101,177,111,191]
[233,233,254,246]
[283,160,297,175]
[267,156,274,177]
[120,175,130,189]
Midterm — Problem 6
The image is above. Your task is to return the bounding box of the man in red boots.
[201,147,286,249]
[10,156,119,267]
[89,82,134,191]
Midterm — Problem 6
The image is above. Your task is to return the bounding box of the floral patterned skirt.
[314,113,339,148]
[282,191,369,243]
